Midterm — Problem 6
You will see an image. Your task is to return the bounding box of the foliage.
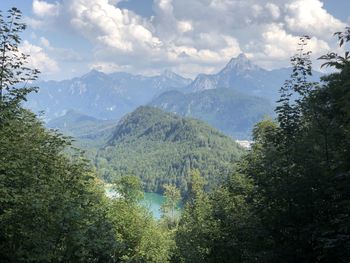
[174,29,350,263]
[0,7,39,104]
[236,33,350,262]
[0,104,118,262]
[161,184,181,228]
[175,170,218,262]
[174,169,258,263]
[108,176,172,262]
[114,175,144,203]
[0,8,172,262]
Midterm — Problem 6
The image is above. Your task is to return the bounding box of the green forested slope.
[96,106,244,193]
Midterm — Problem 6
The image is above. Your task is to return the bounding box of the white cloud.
[33,0,60,17]
[90,62,131,73]
[28,1,60,29]
[246,24,330,69]
[20,41,59,74]
[177,20,193,33]
[39,37,50,48]
[284,0,345,38]
[266,3,281,20]
[67,0,161,52]
[30,0,347,77]
[37,37,82,63]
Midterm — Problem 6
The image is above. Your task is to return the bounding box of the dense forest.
[1,7,350,263]
[48,106,245,194]
[96,106,244,193]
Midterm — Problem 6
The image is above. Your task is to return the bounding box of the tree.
[0,7,177,263]
[236,29,350,262]
[207,172,257,263]
[0,8,162,262]
[0,103,119,262]
[0,8,39,105]
[108,176,172,262]
[114,175,144,203]
[175,170,218,262]
[161,184,181,228]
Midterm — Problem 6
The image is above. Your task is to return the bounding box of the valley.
[2,2,348,261]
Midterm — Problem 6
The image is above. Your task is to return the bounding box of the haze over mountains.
[150,88,273,139]
[29,53,322,139]
[189,54,292,99]
[27,69,192,121]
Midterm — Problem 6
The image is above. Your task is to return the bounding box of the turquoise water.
[141,192,181,220]
[141,192,166,219]
[105,187,165,219]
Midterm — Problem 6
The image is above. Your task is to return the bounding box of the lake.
[105,186,165,219]
[141,192,166,219]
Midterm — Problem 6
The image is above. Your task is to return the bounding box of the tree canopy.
[0,8,172,263]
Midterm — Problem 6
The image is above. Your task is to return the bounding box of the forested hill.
[96,106,245,193]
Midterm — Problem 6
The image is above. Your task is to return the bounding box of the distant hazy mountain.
[150,88,274,139]
[147,53,321,139]
[47,110,117,152]
[47,109,115,137]
[27,70,192,121]
[96,106,244,193]
[188,53,322,101]
[28,53,322,140]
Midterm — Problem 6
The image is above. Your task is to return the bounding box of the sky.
[1,0,349,80]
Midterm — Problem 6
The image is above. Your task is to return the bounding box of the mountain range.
[28,69,192,121]
[29,53,322,139]
[188,53,321,99]
[150,88,273,139]
[47,110,116,153]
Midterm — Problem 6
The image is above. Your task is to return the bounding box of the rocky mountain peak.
[221,53,260,74]
[82,69,107,79]
[161,69,177,78]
